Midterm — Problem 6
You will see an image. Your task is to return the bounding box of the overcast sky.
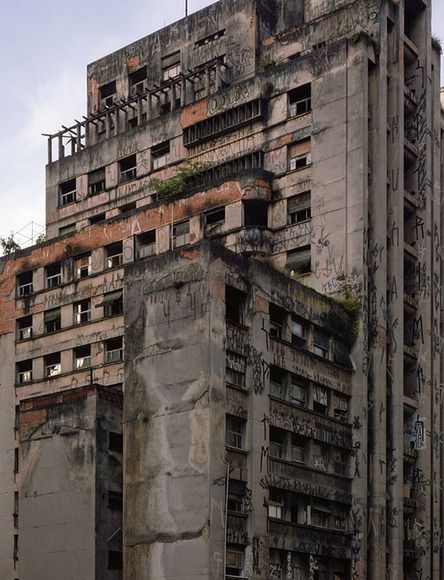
[0,0,443,242]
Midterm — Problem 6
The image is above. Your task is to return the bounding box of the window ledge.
[225,446,248,455]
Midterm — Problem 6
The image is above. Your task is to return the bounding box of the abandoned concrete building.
[0,0,442,579]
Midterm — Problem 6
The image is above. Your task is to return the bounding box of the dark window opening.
[17,271,33,296]
[88,167,106,195]
[291,318,306,347]
[288,83,312,117]
[120,201,137,214]
[137,230,156,258]
[313,328,329,359]
[172,221,189,248]
[74,345,91,370]
[129,66,147,96]
[195,29,225,47]
[74,299,91,324]
[17,360,33,384]
[226,547,244,578]
[226,415,245,450]
[288,140,311,171]
[227,479,246,513]
[89,213,106,225]
[105,337,123,364]
[152,141,170,170]
[103,291,123,317]
[243,200,268,228]
[225,286,246,325]
[161,51,181,82]
[287,246,311,275]
[269,426,287,460]
[59,179,76,206]
[99,81,116,109]
[119,155,137,183]
[59,224,76,236]
[288,191,311,224]
[44,352,61,377]
[226,351,246,388]
[269,304,287,340]
[17,316,32,340]
[44,308,61,333]
[75,253,91,279]
[204,206,225,227]
[106,241,123,269]
[45,262,62,288]
[109,431,123,453]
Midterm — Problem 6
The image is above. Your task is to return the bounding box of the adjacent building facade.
[0,0,442,579]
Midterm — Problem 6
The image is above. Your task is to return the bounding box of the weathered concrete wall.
[18,386,122,580]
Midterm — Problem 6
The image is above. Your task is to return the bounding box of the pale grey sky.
[0,0,442,242]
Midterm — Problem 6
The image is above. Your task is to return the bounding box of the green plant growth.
[432,34,442,54]
[35,233,46,244]
[328,296,361,347]
[0,234,21,256]
[148,161,209,199]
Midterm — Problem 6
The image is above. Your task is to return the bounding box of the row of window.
[60,81,313,207]
[16,337,123,384]
[16,293,122,340]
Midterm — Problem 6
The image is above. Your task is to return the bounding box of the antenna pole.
[185,0,188,16]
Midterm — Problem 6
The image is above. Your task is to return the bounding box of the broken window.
[291,317,307,347]
[17,270,33,297]
[120,201,137,214]
[74,345,91,370]
[88,167,106,195]
[44,352,61,378]
[17,316,32,340]
[227,480,246,513]
[286,245,311,275]
[195,29,225,47]
[243,200,268,228]
[204,206,225,228]
[288,140,311,171]
[313,328,329,359]
[17,360,33,384]
[172,220,189,249]
[291,434,306,463]
[310,506,331,528]
[269,304,287,340]
[151,141,170,171]
[226,548,244,578]
[59,224,76,236]
[74,299,91,325]
[44,308,61,334]
[106,241,123,269]
[108,490,123,511]
[269,427,287,460]
[226,351,246,388]
[226,415,245,450]
[59,178,76,206]
[136,230,156,258]
[74,253,91,279]
[288,374,307,407]
[103,291,123,317]
[268,489,284,519]
[313,385,329,414]
[99,80,117,109]
[109,431,123,453]
[331,448,348,476]
[45,262,62,288]
[105,336,123,363]
[193,58,223,100]
[288,83,312,117]
[119,155,137,183]
[288,191,311,224]
[225,286,246,325]
[129,66,147,96]
[161,51,181,82]
[89,213,106,225]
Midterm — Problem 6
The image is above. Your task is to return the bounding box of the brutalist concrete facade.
[0,0,442,579]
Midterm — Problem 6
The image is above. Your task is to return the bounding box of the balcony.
[269,519,351,559]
